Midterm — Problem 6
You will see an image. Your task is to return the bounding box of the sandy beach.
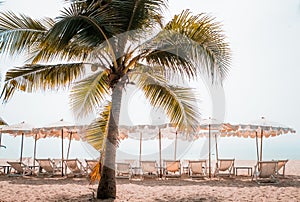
[0,160,299,202]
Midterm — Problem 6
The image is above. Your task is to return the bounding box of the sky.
[0,0,299,161]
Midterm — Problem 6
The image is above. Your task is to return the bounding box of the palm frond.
[137,30,196,79]
[130,66,201,132]
[111,0,166,32]
[70,69,110,118]
[39,2,119,55]
[164,9,231,81]
[89,161,101,184]
[1,63,84,102]
[0,11,53,56]
[84,102,111,151]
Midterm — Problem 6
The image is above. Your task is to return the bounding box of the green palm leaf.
[70,69,110,117]
[0,12,53,56]
[84,102,111,151]
[164,9,231,81]
[1,63,84,102]
[130,65,200,132]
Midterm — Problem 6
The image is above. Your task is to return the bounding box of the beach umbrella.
[222,117,296,162]
[38,119,83,176]
[1,121,35,162]
[197,117,237,178]
[119,123,193,177]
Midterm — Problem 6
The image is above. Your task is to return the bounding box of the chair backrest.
[36,159,55,172]
[164,160,180,172]
[21,157,33,166]
[189,160,206,174]
[124,159,137,167]
[64,159,82,173]
[218,159,234,171]
[52,159,62,168]
[85,159,98,171]
[277,160,288,171]
[116,163,130,174]
[258,161,277,178]
[141,161,157,173]
[7,162,25,173]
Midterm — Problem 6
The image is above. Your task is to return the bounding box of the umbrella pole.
[61,129,64,177]
[174,131,178,160]
[255,131,259,163]
[139,132,142,167]
[20,133,24,162]
[208,124,211,178]
[159,129,162,178]
[215,134,219,161]
[66,132,72,160]
[260,129,263,162]
[33,134,37,167]
[0,132,2,148]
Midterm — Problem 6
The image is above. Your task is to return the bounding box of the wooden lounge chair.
[85,159,99,175]
[64,159,86,177]
[214,158,235,177]
[35,158,61,176]
[7,161,33,176]
[163,160,181,179]
[252,161,279,184]
[115,162,131,179]
[276,159,288,177]
[140,160,158,179]
[188,160,207,178]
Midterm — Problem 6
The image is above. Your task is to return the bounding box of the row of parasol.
[0,118,82,176]
[118,117,296,178]
[0,117,296,178]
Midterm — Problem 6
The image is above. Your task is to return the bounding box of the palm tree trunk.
[97,81,123,199]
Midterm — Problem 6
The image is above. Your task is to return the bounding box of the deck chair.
[252,161,279,184]
[214,158,235,177]
[276,160,288,177]
[163,160,181,179]
[35,158,61,176]
[85,159,99,175]
[7,161,33,176]
[140,160,158,179]
[64,159,86,177]
[189,160,207,178]
[116,162,131,179]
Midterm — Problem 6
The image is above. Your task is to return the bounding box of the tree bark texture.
[97,81,123,199]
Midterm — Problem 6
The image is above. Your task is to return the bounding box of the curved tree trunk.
[97,81,123,199]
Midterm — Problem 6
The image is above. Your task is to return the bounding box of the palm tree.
[0,0,231,199]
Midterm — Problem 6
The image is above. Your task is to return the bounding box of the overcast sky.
[0,0,299,160]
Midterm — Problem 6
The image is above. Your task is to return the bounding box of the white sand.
[0,160,299,201]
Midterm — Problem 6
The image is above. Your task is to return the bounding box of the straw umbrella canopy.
[1,121,35,162]
[119,123,191,177]
[197,117,238,178]
[38,119,83,176]
[221,117,296,162]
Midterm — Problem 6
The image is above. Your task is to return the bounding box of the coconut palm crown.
[0,0,230,199]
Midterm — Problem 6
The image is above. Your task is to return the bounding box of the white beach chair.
[140,160,158,179]
[35,158,61,176]
[276,159,288,177]
[7,161,33,176]
[252,161,279,184]
[189,160,207,178]
[163,160,181,179]
[214,158,235,177]
[115,162,132,179]
[64,159,86,177]
[85,159,99,175]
